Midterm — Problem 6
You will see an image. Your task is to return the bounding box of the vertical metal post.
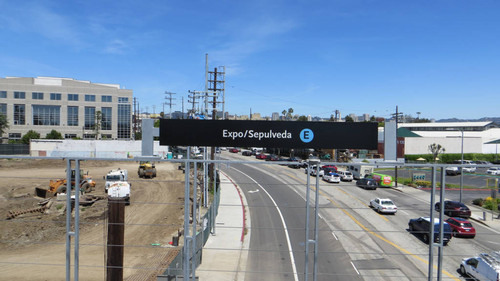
[428,165,436,281]
[192,161,198,280]
[65,158,72,281]
[304,164,311,281]
[74,160,80,281]
[183,149,191,279]
[460,130,464,202]
[204,147,208,207]
[313,165,320,281]
[437,168,446,281]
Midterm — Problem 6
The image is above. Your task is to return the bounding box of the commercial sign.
[159,119,378,149]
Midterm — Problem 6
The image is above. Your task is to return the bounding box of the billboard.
[159,119,377,149]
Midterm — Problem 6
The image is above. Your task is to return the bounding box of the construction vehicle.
[35,169,96,198]
[138,161,156,179]
[107,181,131,205]
[105,169,128,192]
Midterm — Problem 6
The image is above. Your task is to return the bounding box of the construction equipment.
[35,169,96,198]
[138,161,156,179]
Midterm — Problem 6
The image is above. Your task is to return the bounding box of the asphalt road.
[220,152,500,280]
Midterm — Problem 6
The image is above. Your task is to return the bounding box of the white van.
[461,252,500,281]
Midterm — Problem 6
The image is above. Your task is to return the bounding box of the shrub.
[472,198,484,206]
[482,197,500,211]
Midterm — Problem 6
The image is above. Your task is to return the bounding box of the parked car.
[266,154,280,161]
[337,170,354,182]
[356,178,378,190]
[445,217,476,238]
[475,160,492,165]
[255,153,267,160]
[369,198,397,214]
[408,217,452,245]
[241,150,253,156]
[286,157,302,169]
[486,167,500,175]
[435,200,471,218]
[229,148,239,153]
[323,172,340,183]
[445,166,461,175]
[460,252,500,281]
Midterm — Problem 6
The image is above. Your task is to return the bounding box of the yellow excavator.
[35,169,96,198]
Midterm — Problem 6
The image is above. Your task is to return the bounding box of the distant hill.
[437,117,500,124]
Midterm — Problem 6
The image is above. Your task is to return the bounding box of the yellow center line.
[285,171,459,281]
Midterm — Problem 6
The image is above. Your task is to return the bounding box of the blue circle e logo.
[300,129,314,143]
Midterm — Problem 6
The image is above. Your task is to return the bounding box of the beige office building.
[0,77,133,141]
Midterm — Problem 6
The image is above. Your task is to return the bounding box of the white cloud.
[103,39,129,55]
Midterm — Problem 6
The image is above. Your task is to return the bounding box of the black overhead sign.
[159,119,378,149]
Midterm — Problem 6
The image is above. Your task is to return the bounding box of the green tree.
[0,114,9,137]
[297,115,308,121]
[286,108,294,120]
[94,111,102,139]
[345,116,354,122]
[281,110,287,120]
[45,129,63,139]
[21,130,40,144]
[428,143,445,163]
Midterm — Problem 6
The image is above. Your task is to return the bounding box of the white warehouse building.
[399,121,500,155]
[0,77,133,142]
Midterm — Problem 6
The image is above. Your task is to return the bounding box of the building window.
[13,104,25,125]
[32,92,44,100]
[50,93,62,100]
[85,95,96,102]
[64,134,77,139]
[0,104,6,117]
[102,95,112,102]
[117,104,131,139]
[101,134,112,139]
[32,105,60,126]
[68,94,79,101]
[14,91,25,99]
[0,91,6,98]
[83,134,95,140]
[84,106,95,130]
[101,107,112,130]
[8,133,21,140]
[67,106,78,126]
[118,97,129,103]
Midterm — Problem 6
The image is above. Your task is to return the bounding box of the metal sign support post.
[183,149,192,279]
[192,162,198,280]
[65,159,81,281]
[313,164,320,281]
[437,168,446,281]
[428,165,436,281]
[304,164,311,281]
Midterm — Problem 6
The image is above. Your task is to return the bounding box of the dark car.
[408,217,453,245]
[445,217,476,238]
[242,150,252,156]
[435,200,471,218]
[286,157,302,169]
[356,178,378,190]
[266,154,280,161]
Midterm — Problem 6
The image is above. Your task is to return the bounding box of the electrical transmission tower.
[164,91,176,119]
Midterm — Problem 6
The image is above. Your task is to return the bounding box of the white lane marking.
[248,189,259,193]
[350,261,360,275]
[399,210,410,216]
[332,232,338,241]
[232,168,300,281]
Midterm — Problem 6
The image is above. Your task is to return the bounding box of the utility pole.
[391,106,403,187]
[164,91,176,119]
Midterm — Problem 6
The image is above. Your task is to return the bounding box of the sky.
[1,0,499,120]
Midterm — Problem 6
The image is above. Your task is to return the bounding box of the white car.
[369,198,397,214]
[486,167,500,175]
[323,172,340,183]
[337,171,354,182]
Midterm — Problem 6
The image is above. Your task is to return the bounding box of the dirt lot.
[0,158,186,281]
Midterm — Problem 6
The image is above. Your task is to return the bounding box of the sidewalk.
[391,185,500,231]
[197,171,250,281]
